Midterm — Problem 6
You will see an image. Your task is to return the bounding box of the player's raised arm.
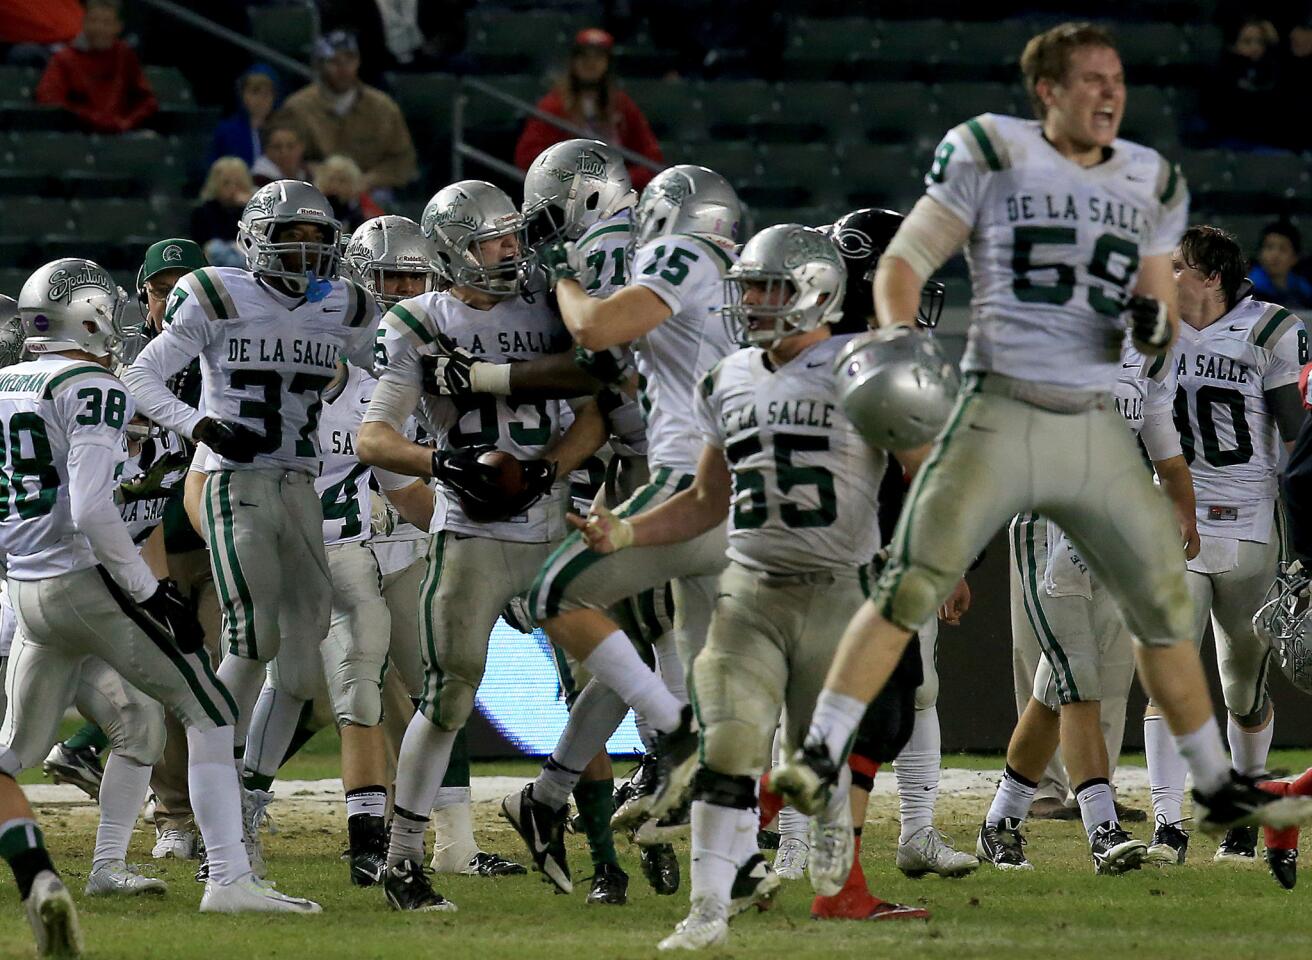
[121,270,215,438]
[874,197,971,330]
[1128,253,1180,354]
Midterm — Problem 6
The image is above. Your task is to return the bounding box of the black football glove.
[421,332,479,396]
[505,458,558,517]
[1125,295,1171,352]
[193,417,264,463]
[574,344,633,385]
[431,445,505,521]
[139,579,204,654]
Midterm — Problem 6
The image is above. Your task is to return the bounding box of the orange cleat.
[758,773,784,831]
[811,886,930,921]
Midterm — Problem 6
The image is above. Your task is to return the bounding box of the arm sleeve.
[1141,355,1183,461]
[1145,158,1189,257]
[121,276,214,438]
[693,367,723,449]
[374,465,415,491]
[60,385,157,602]
[362,309,425,430]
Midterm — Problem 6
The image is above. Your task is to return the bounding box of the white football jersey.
[1173,296,1305,541]
[0,357,137,581]
[632,232,739,474]
[577,209,634,298]
[316,363,411,547]
[926,113,1189,391]
[372,290,572,542]
[126,266,380,474]
[694,334,887,573]
[117,430,188,544]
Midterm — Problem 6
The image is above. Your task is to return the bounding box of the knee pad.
[433,677,475,732]
[691,767,757,810]
[874,561,949,633]
[335,678,383,728]
[1231,696,1271,729]
[0,745,20,779]
[700,718,771,778]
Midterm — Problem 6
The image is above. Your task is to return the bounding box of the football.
[478,449,528,499]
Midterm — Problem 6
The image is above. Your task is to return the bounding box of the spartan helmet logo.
[783,229,839,270]
[161,244,184,263]
[245,185,279,218]
[660,171,692,204]
[46,264,113,305]
[833,226,875,259]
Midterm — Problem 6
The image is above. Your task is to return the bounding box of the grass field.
[6,740,1312,959]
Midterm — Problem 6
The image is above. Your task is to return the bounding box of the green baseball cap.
[137,238,207,291]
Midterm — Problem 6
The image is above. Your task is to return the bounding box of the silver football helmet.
[343,216,440,306]
[18,259,139,362]
[833,325,960,450]
[236,179,342,295]
[0,294,22,367]
[421,180,532,296]
[635,164,742,246]
[723,224,845,348]
[522,139,635,247]
[1254,561,1312,695]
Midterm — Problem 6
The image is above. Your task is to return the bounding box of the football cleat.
[25,870,83,958]
[728,853,780,917]
[615,706,699,830]
[1145,816,1189,865]
[634,798,691,846]
[1266,847,1298,890]
[756,829,781,850]
[808,799,855,897]
[348,813,388,887]
[585,863,629,906]
[85,861,167,897]
[199,875,321,914]
[896,825,979,878]
[657,895,729,951]
[770,742,840,817]
[461,851,528,877]
[350,848,387,887]
[42,743,102,802]
[152,827,197,860]
[1192,771,1312,835]
[811,888,931,922]
[640,843,680,895]
[382,859,456,912]
[1089,822,1147,875]
[976,818,1033,870]
[500,784,572,894]
[1214,825,1258,863]
[773,836,809,881]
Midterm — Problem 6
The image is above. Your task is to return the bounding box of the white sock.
[894,706,941,843]
[388,715,457,866]
[986,766,1037,826]
[1172,714,1228,795]
[1075,778,1117,840]
[431,798,478,870]
[777,805,808,844]
[535,679,627,808]
[652,632,688,705]
[534,756,583,811]
[806,689,868,762]
[432,785,470,811]
[93,753,152,868]
[215,655,269,749]
[635,712,658,751]
[1227,712,1274,777]
[187,724,252,884]
[243,683,305,783]
[690,800,754,905]
[1144,714,1187,825]
[345,787,387,820]
[581,630,680,733]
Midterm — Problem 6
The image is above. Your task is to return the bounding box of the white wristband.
[470,361,513,395]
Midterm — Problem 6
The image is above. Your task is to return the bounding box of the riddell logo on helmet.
[296,207,323,215]
[47,265,112,305]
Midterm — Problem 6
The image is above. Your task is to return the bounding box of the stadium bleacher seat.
[387,73,458,154]
[838,143,923,210]
[774,83,863,144]
[250,2,318,61]
[939,21,1036,81]
[783,19,880,81]
[868,20,952,80]
[466,13,576,78]
[933,82,1026,129]
[1117,86,1178,153]
[755,144,844,207]
[689,141,760,188]
[623,78,705,142]
[861,82,942,149]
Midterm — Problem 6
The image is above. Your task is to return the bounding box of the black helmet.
[827,207,945,334]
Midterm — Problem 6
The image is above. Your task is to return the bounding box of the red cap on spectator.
[574,28,614,51]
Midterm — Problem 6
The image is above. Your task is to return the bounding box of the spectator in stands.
[514,28,663,189]
[34,0,157,134]
[1249,220,1312,309]
[191,156,254,268]
[208,66,278,167]
[0,0,83,66]
[1205,17,1281,149]
[318,0,472,79]
[1281,20,1312,151]
[251,123,311,187]
[316,155,384,234]
[275,30,418,200]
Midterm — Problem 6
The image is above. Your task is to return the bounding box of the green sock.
[441,728,471,788]
[573,779,618,868]
[65,723,108,753]
[0,819,55,900]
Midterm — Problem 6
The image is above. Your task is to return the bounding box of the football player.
[0,260,317,913]
[1143,225,1307,863]
[122,181,381,846]
[357,180,606,911]
[980,338,1197,874]
[578,224,926,948]
[772,22,1311,837]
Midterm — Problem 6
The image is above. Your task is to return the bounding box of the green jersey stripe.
[579,222,632,250]
[1146,353,1167,380]
[388,303,434,344]
[1254,307,1294,348]
[1158,162,1181,206]
[42,364,111,399]
[194,268,235,320]
[1020,516,1079,700]
[417,531,447,712]
[681,233,736,271]
[346,280,371,328]
[964,118,1003,172]
[216,473,257,657]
